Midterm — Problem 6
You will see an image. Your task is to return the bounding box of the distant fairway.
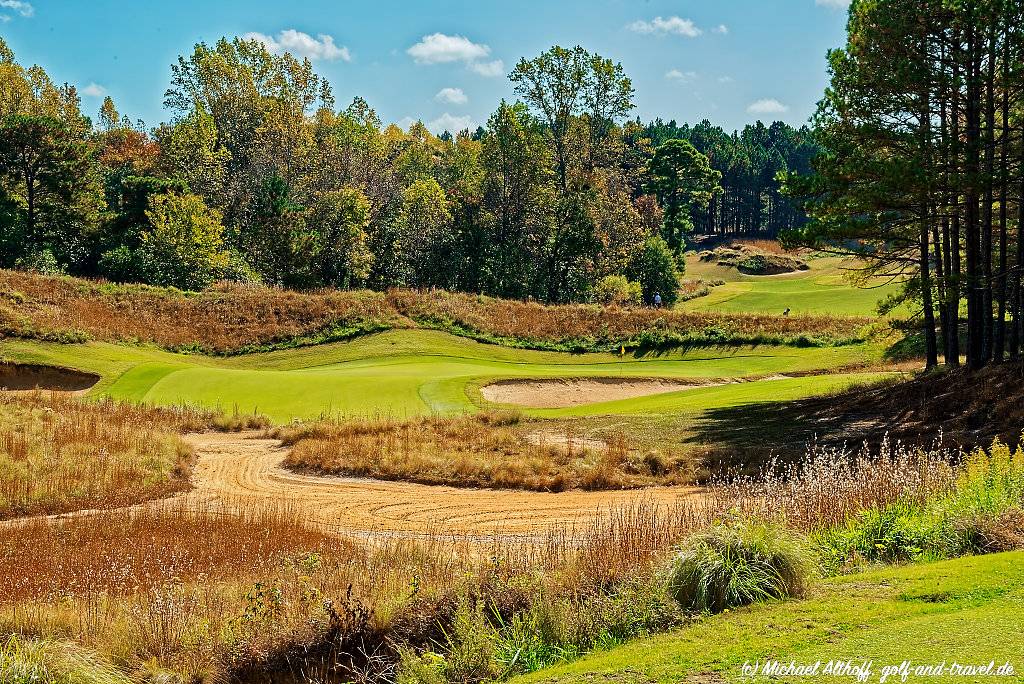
[1,330,888,422]
[680,254,905,316]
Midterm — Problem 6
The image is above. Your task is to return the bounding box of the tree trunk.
[964,25,984,369]
[980,26,996,363]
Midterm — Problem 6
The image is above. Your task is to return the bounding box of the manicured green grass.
[1,330,887,422]
[681,255,906,316]
[515,551,1024,684]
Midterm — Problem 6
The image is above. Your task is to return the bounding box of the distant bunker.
[480,377,721,409]
[0,362,99,392]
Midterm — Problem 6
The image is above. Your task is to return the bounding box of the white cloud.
[469,59,505,78]
[396,116,418,131]
[407,33,490,64]
[815,0,851,7]
[428,112,474,134]
[718,76,734,84]
[0,15,9,22]
[243,29,351,62]
[81,83,107,98]
[627,16,701,38]
[713,24,729,35]
[435,87,468,105]
[747,98,789,114]
[665,69,697,83]
[0,0,33,17]
[406,34,501,77]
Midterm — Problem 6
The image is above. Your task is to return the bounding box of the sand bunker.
[0,362,99,392]
[481,377,719,409]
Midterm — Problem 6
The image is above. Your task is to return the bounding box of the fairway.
[680,254,905,316]
[1,330,886,422]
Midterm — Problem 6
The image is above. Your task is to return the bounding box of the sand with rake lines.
[481,377,724,408]
[181,432,701,539]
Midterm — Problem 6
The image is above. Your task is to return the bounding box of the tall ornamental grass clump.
[0,636,131,684]
[666,519,813,614]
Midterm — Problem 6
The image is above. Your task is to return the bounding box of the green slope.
[515,551,1024,684]
[1,330,888,422]
[681,255,905,316]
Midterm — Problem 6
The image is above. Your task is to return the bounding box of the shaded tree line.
[645,119,820,238]
[0,38,732,305]
[787,0,1024,369]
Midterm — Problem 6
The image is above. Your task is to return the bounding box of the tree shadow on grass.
[683,397,888,479]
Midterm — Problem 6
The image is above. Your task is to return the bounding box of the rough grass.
[275,411,695,491]
[2,436,1023,683]
[697,243,809,275]
[667,519,813,613]
[1,269,871,355]
[0,392,266,518]
[0,502,702,684]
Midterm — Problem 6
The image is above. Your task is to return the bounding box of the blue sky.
[1,0,851,133]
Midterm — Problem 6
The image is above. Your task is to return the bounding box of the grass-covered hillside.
[681,251,906,317]
[1,269,872,354]
[0,329,891,422]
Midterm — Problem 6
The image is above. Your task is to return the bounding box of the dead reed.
[707,435,959,530]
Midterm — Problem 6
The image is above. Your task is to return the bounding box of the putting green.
[680,255,906,316]
[1,330,889,422]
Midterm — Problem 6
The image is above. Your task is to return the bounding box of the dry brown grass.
[1,270,405,353]
[731,238,789,255]
[0,435,1008,682]
[0,392,266,518]
[0,500,702,682]
[274,411,694,492]
[389,289,864,349]
[1,269,869,354]
[709,436,959,531]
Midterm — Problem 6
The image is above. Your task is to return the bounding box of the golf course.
[1,326,891,422]
[680,253,907,316]
[4,0,1024,678]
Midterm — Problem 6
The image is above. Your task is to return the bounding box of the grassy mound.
[275,411,694,491]
[1,269,870,354]
[698,242,809,275]
[776,360,1024,450]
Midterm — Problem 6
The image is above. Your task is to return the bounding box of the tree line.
[645,118,820,238]
[787,0,1024,369]
[0,38,744,306]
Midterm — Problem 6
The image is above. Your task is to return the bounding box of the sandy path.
[183,432,702,539]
